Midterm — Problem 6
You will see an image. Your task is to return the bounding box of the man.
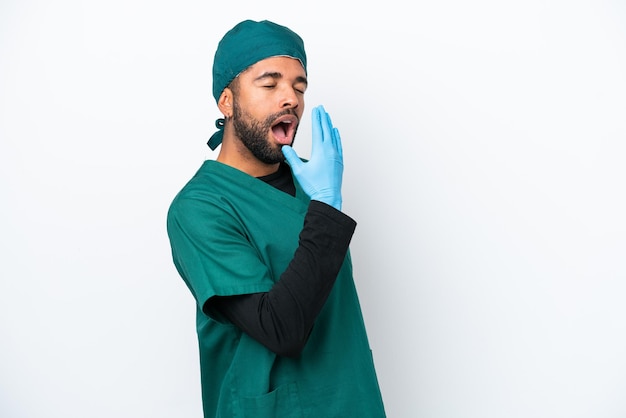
[167,19,386,417]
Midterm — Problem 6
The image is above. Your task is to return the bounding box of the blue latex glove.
[282,105,344,210]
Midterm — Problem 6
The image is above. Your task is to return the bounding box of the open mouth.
[271,115,298,145]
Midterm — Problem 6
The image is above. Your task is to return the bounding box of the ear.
[217,88,233,118]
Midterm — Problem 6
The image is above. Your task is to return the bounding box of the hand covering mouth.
[271,114,298,145]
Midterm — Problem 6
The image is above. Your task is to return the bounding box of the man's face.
[229,56,307,164]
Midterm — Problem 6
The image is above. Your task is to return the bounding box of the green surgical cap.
[208,20,307,150]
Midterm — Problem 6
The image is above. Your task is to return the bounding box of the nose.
[279,86,299,109]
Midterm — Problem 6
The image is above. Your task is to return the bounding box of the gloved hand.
[282,105,344,210]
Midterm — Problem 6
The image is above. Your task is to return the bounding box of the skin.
[216,56,308,177]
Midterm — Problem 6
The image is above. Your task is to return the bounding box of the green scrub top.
[167,160,385,418]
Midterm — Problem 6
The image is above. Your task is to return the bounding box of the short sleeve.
[167,196,275,311]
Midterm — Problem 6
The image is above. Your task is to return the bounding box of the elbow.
[268,327,313,358]
[271,337,308,358]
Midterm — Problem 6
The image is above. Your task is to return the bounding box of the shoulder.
[167,161,235,228]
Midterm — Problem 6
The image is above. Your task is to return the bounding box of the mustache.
[267,109,299,125]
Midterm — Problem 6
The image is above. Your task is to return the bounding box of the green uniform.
[167,160,385,418]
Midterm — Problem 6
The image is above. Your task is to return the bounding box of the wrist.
[312,195,342,211]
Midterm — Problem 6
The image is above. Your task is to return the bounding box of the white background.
[1,1,625,417]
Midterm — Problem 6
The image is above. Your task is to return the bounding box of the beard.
[231,100,298,164]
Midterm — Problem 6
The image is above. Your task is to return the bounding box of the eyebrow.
[254,72,308,86]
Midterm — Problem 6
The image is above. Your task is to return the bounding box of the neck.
[216,143,280,178]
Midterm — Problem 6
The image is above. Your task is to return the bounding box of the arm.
[208,201,355,357]
[209,105,351,357]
